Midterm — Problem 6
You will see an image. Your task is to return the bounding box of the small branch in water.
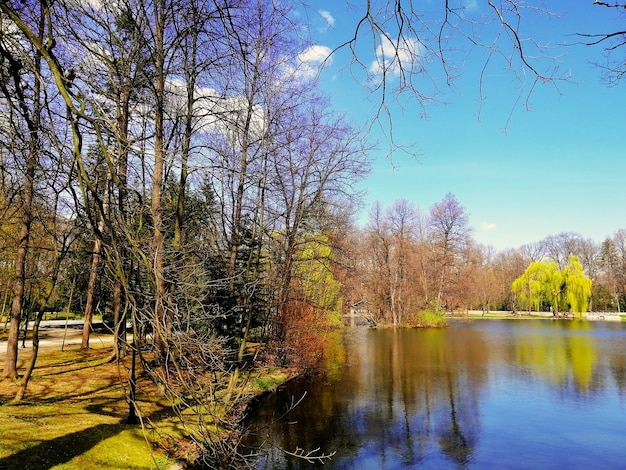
[281,446,337,464]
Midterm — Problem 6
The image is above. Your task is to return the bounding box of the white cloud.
[201,92,266,140]
[481,222,497,231]
[160,81,267,142]
[318,10,335,29]
[369,34,421,78]
[297,45,333,78]
[298,45,332,65]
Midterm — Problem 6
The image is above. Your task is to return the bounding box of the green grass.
[0,339,293,469]
[0,408,172,469]
[252,369,288,392]
[0,346,177,470]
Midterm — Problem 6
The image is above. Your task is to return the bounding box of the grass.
[0,342,181,470]
[1,331,293,469]
[251,368,289,392]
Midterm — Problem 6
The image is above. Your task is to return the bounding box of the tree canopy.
[512,255,593,316]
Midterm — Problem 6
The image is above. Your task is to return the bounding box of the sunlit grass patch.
[59,426,172,470]
[251,368,289,392]
[0,407,172,470]
[0,343,177,469]
[0,334,293,469]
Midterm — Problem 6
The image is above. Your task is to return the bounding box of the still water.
[245,320,626,469]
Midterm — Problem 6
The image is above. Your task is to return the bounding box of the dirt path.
[0,321,116,355]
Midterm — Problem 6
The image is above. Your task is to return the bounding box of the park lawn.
[1,338,293,469]
[0,344,177,469]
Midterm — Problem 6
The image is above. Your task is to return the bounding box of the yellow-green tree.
[562,255,593,316]
[511,261,558,312]
[294,234,342,325]
[512,256,592,316]
[543,261,564,314]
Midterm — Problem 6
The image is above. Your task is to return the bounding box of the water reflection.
[510,320,598,391]
[245,320,626,469]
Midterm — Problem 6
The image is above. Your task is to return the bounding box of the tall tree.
[600,237,621,312]
[386,199,420,325]
[266,93,370,345]
[60,0,155,351]
[429,192,471,309]
[0,2,44,380]
[363,199,424,325]
[364,201,394,322]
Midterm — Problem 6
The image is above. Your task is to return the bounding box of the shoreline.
[448,310,624,322]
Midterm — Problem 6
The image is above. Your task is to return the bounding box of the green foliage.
[512,261,556,312]
[411,308,447,327]
[512,255,592,314]
[562,255,593,315]
[294,234,342,322]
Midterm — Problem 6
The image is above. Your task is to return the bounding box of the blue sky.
[296,2,626,251]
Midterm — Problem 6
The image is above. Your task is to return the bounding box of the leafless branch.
[300,1,570,151]
[575,3,626,86]
[281,446,337,464]
[577,31,626,47]
[592,1,626,9]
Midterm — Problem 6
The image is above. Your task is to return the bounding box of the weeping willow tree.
[562,255,593,316]
[512,255,592,317]
[511,261,560,313]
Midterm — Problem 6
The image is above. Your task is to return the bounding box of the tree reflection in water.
[245,320,626,469]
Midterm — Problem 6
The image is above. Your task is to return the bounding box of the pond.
[244,320,626,469]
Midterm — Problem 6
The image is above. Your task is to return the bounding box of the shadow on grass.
[0,422,124,469]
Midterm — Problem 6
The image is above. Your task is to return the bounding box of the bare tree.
[429,192,472,309]
[58,0,156,351]
[0,3,45,380]
[265,93,370,346]
[0,0,81,391]
[364,201,394,322]
[362,199,427,325]
[600,229,626,312]
[540,232,583,270]
[576,2,626,85]
[14,198,79,401]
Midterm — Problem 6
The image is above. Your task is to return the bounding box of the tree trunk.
[82,231,103,349]
[152,0,169,364]
[3,241,27,380]
[1,290,9,333]
[13,310,44,401]
[2,11,42,380]
[112,84,132,357]
[112,277,127,356]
